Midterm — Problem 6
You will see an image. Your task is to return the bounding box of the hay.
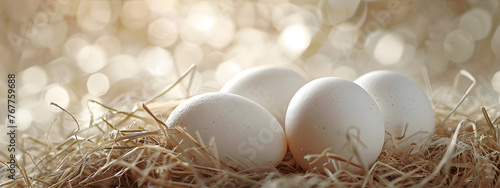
[2,68,500,188]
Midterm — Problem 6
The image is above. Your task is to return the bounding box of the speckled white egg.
[221,66,307,127]
[355,70,435,152]
[286,77,385,173]
[166,92,287,171]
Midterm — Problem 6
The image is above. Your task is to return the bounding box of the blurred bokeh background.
[1,0,500,160]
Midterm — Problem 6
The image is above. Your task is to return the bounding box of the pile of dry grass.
[1,69,499,187]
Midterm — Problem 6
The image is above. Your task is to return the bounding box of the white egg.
[221,66,307,127]
[166,92,287,171]
[286,77,385,173]
[355,70,435,153]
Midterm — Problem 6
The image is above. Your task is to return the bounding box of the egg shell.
[220,66,307,128]
[355,70,435,152]
[165,92,287,171]
[286,77,385,173]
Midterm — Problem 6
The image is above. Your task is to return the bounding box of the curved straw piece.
[145,64,197,105]
[437,69,476,130]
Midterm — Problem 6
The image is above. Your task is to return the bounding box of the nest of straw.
[1,69,499,188]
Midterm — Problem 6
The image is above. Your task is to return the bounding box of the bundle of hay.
[2,68,499,188]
